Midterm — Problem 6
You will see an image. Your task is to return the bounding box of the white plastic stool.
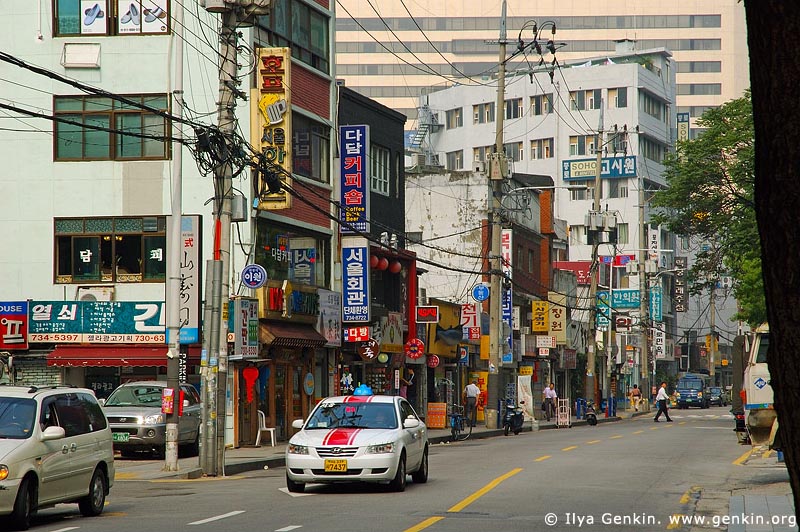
[255,410,276,447]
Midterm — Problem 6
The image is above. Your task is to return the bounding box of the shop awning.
[259,321,327,348]
[47,345,200,367]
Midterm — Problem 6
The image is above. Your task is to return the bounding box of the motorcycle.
[503,399,525,435]
[584,400,598,426]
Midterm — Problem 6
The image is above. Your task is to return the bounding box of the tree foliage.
[650,91,764,326]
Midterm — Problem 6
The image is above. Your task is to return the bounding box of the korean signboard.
[461,303,480,340]
[553,261,592,285]
[677,112,690,143]
[501,229,513,355]
[28,301,167,343]
[674,256,687,312]
[339,125,370,234]
[342,237,370,323]
[168,214,201,344]
[597,289,640,309]
[253,47,292,210]
[531,301,549,332]
[318,289,342,347]
[652,326,666,360]
[561,155,637,181]
[649,226,662,266]
[650,285,663,322]
[0,301,28,350]
[229,298,259,360]
[548,292,566,345]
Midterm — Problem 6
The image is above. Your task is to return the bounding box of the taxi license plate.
[324,459,347,472]
[112,432,130,443]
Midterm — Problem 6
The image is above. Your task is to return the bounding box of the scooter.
[503,399,525,435]
[584,400,598,426]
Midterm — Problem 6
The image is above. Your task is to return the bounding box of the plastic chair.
[255,410,276,447]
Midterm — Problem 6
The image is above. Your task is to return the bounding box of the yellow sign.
[548,292,567,345]
[519,365,533,376]
[532,301,549,332]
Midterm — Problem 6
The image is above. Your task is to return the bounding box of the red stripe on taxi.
[322,428,362,445]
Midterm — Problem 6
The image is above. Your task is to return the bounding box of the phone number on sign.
[29,333,166,343]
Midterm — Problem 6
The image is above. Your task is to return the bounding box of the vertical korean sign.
[339,125,370,234]
[650,285,663,323]
[342,237,370,323]
[548,292,567,345]
[231,298,259,360]
[253,47,292,210]
[166,214,201,344]
[677,112,690,143]
[501,229,513,361]
[0,301,28,350]
[673,256,687,312]
[461,303,480,340]
[531,301,549,333]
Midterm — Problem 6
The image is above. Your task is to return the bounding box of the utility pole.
[486,0,508,430]
[584,106,603,405]
[709,285,716,382]
[638,176,650,408]
[164,0,185,472]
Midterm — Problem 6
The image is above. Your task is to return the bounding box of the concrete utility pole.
[709,286,716,381]
[584,107,603,405]
[486,0,508,430]
[164,0,185,472]
[638,175,650,407]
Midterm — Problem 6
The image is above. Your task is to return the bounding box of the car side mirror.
[292,419,305,429]
[183,399,190,408]
[403,417,421,429]
[41,425,66,441]
[98,398,106,406]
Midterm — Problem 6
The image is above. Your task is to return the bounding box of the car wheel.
[286,473,305,493]
[10,476,36,531]
[389,453,407,492]
[411,447,428,484]
[79,468,107,517]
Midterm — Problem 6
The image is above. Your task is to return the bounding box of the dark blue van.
[675,373,710,409]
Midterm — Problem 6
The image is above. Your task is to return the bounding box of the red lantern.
[370,254,379,268]
[377,257,389,270]
[389,260,402,274]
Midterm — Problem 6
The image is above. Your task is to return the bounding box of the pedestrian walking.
[629,384,642,412]
[542,383,558,422]
[653,381,673,422]
[463,380,481,428]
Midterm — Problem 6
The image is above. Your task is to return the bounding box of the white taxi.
[285,387,428,493]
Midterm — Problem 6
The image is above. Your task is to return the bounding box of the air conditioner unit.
[411,153,426,167]
[76,286,115,302]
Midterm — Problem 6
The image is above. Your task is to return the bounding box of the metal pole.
[486,0,507,430]
[710,286,716,381]
[213,8,238,476]
[639,182,650,409]
[163,0,184,472]
[584,107,603,405]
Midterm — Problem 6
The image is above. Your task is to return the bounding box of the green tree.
[650,91,764,326]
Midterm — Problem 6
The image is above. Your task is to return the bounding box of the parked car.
[285,388,428,493]
[101,381,201,458]
[0,385,115,530]
[706,387,727,407]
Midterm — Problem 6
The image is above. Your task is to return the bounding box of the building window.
[569,225,586,246]
[503,142,523,162]
[292,113,330,182]
[640,136,666,163]
[530,94,553,116]
[446,150,463,170]
[616,223,629,245]
[569,135,595,156]
[54,217,167,284]
[254,222,328,287]
[528,249,534,274]
[505,98,523,119]
[570,180,594,201]
[473,102,495,124]
[570,89,601,111]
[473,146,492,163]
[530,138,554,160]
[676,83,722,96]
[370,144,390,196]
[54,0,172,37]
[608,131,628,155]
[446,108,463,129]
[609,87,628,108]
[54,94,169,161]
[257,0,330,73]
[607,179,629,198]
[639,90,667,121]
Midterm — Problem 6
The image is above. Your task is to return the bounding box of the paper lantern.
[370,254,379,268]
[377,257,389,270]
[389,260,402,274]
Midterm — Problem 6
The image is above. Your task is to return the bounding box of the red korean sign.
[344,326,370,342]
[0,301,29,350]
[415,306,439,323]
[426,354,440,368]
[404,338,424,359]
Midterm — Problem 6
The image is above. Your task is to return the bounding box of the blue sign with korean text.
[241,263,268,289]
[561,155,637,180]
[342,237,370,323]
[472,284,489,302]
[650,286,663,322]
[597,289,640,309]
[339,125,370,234]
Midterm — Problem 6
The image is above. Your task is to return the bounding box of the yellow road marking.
[610,435,623,439]
[763,450,774,458]
[152,476,245,483]
[633,430,644,434]
[562,445,578,451]
[534,455,551,462]
[679,421,687,425]
[447,468,523,513]
[114,472,139,480]
[679,486,700,504]
[733,448,754,466]
[649,427,660,430]
[586,440,601,444]
[403,516,445,532]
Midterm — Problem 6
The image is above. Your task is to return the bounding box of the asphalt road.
[26,408,791,532]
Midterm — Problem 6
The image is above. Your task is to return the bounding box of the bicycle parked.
[449,404,472,441]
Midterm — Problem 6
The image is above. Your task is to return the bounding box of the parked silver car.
[101,381,201,458]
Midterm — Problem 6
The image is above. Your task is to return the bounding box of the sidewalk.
[113,410,630,481]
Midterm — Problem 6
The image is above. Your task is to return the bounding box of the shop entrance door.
[275,365,286,440]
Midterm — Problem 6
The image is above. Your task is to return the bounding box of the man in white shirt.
[542,383,558,421]
[463,380,481,427]
[653,381,673,422]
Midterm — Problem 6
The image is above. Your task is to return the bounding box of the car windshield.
[0,398,37,439]
[710,387,722,394]
[105,385,164,406]
[679,380,703,390]
[305,402,398,430]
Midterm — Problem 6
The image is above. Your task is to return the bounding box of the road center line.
[562,445,578,451]
[610,435,623,439]
[188,510,245,525]
[633,430,644,434]
[403,516,445,532]
[50,528,80,532]
[447,468,523,513]
[586,440,601,444]
[534,455,551,462]
[275,526,303,532]
[733,448,753,466]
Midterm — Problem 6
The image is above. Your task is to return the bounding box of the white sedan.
[285,391,428,493]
